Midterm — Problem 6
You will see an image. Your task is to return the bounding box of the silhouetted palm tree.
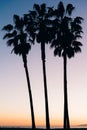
[50,1,83,129]
[32,4,50,129]
[24,3,51,129]
[2,14,35,129]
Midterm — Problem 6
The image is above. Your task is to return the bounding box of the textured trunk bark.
[22,54,35,129]
[63,54,70,129]
[41,43,50,129]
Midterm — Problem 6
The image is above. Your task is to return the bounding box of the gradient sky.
[0,0,87,128]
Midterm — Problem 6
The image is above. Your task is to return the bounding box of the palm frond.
[13,14,20,24]
[75,30,83,35]
[41,3,46,15]
[24,43,31,54]
[7,39,15,46]
[29,11,37,19]
[3,30,17,39]
[29,33,35,44]
[66,47,74,58]
[3,32,15,39]
[47,7,54,17]
[13,14,23,29]
[33,4,40,14]
[74,34,82,39]
[73,41,82,46]
[57,1,65,18]
[2,24,13,32]
[74,17,83,24]
[74,46,82,53]
[24,14,29,25]
[66,4,75,16]
[71,23,82,32]
[54,47,62,57]
[14,43,31,55]
[12,46,20,55]
[50,40,57,48]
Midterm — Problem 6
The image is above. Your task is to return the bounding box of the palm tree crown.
[2,15,31,57]
[51,1,83,58]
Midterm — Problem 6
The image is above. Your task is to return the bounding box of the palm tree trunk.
[63,54,70,129]
[41,43,50,129]
[22,54,35,129]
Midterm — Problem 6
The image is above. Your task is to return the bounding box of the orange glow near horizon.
[0,116,31,127]
[0,115,86,128]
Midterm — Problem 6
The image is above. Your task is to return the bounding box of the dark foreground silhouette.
[0,127,87,130]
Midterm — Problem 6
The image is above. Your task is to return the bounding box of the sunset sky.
[0,0,87,128]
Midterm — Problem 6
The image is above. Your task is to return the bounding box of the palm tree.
[50,1,83,129]
[32,4,50,129]
[24,3,51,129]
[2,14,35,129]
